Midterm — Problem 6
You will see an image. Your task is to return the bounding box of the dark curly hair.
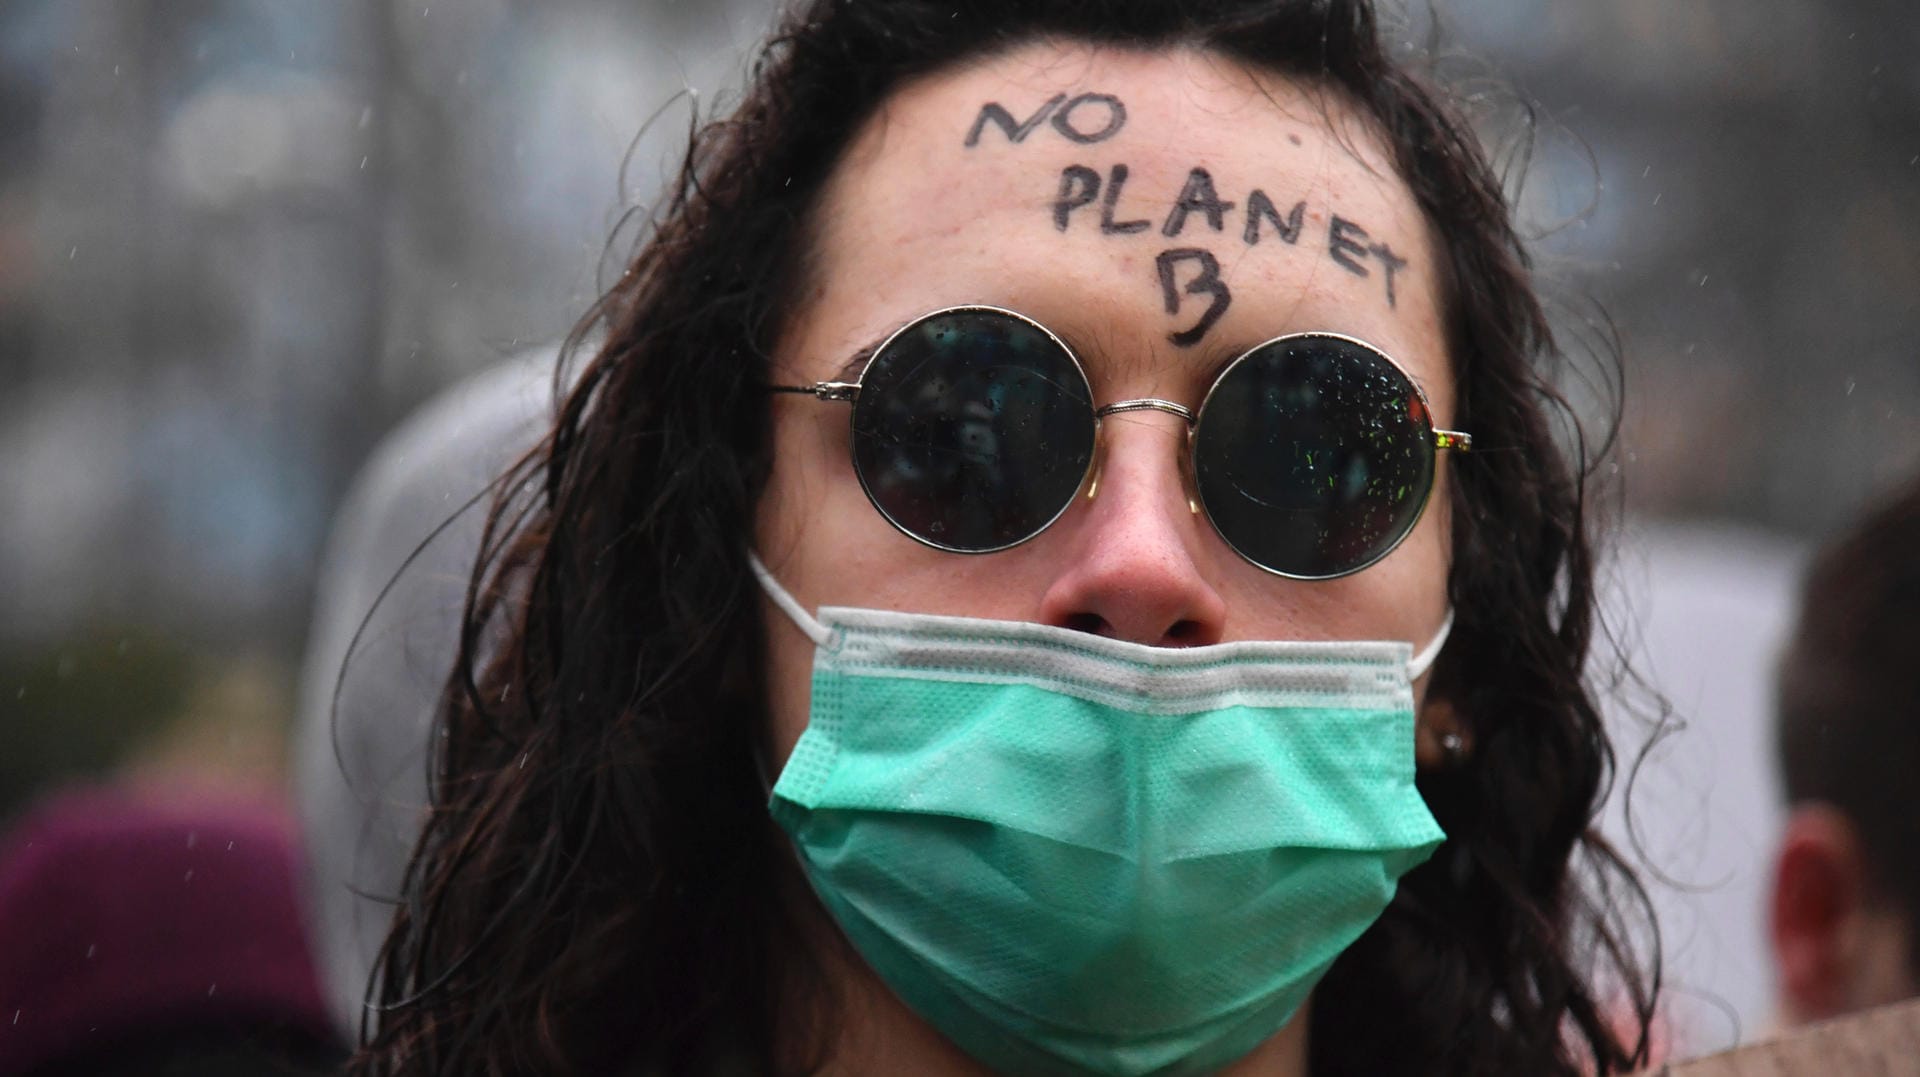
[351,1,1658,1073]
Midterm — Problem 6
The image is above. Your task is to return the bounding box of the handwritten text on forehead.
[963,92,1408,346]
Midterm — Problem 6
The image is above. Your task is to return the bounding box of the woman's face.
[757,42,1456,767]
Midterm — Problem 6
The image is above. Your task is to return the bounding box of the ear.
[1415,694,1468,769]
[1770,803,1869,1024]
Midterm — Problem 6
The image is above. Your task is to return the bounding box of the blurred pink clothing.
[0,787,336,1075]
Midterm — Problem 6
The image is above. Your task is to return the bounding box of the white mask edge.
[747,550,835,647]
[749,549,1452,677]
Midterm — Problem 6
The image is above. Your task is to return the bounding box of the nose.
[1035,413,1228,647]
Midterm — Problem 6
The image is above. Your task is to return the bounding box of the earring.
[1416,697,1470,769]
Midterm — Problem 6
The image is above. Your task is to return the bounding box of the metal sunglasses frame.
[768,304,1472,580]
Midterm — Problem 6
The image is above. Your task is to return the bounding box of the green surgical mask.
[752,555,1447,1076]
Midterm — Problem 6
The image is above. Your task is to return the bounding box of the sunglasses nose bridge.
[1092,397,1196,424]
[1090,396,1200,505]
[1085,402,1204,518]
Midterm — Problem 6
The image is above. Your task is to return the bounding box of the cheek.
[1422,464,1456,571]
[1390,463,1456,617]
[760,599,815,772]
[755,400,896,598]
[1386,468,1458,679]
[754,413,833,770]
[755,403,837,554]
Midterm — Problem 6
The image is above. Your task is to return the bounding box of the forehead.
[795,41,1448,403]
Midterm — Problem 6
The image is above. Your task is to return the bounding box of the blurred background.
[0,0,1914,1063]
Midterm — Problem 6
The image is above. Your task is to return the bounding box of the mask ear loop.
[746,551,834,648]
[745,551,835,794]
[1409,609,1461,765]
[1407,609,1454,681]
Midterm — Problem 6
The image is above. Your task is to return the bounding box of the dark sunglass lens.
[851,309,1096,552]
[1193,335,1436,578]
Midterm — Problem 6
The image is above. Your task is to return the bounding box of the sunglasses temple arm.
[767,381,861,402]
[1433,429,1471,452]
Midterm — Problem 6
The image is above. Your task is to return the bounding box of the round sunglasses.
[769,305,1470,580]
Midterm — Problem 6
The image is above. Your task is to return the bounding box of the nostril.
[1058,612,1211,645]
[1163,619,1204,643]
[1061,612,1109,636]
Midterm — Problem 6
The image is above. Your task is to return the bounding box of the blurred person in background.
[295,353,556,1042]
[336,0,1662,1074]
[0,787,344,1076]
[1768,470,1920,1026]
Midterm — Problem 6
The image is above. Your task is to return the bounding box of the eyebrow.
[1191,337,1258,395]
[829,317,1432,403]
[836,320,1233,395]
[832,343,877,384]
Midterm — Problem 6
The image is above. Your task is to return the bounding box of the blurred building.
[0,0,768,649]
